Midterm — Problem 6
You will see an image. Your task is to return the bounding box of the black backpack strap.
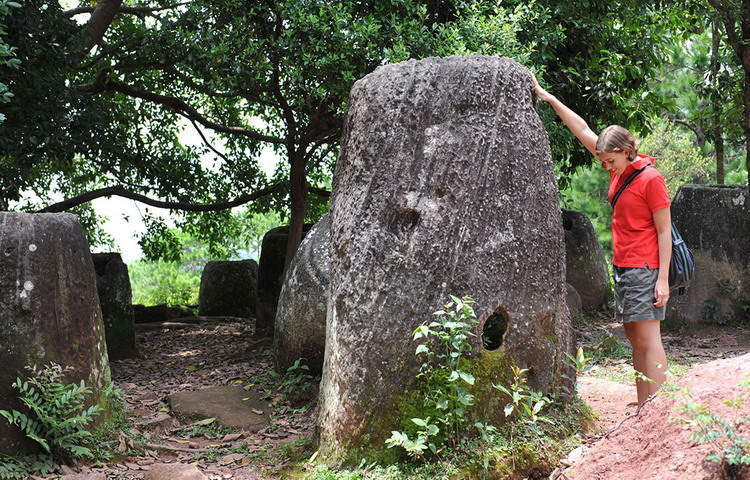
[611,164,651,209]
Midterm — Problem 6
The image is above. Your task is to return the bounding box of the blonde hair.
[595,125,639,160]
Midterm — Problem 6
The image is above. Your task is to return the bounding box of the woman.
[532,75,671,405]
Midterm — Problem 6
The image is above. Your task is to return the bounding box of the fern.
[0,363,100,461]
[0,454,54,479]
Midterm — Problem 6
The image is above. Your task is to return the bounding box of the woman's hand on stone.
[653,278,670,307]
[530,72,554,102]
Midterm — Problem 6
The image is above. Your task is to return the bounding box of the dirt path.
[42,319,315,480]
[567,321,750,479]
[37,317,749,479]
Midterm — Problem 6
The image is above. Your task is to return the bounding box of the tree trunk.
[712,17,726,184]
[284,151,308,274]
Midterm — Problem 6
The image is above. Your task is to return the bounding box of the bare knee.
[624,321,662,353]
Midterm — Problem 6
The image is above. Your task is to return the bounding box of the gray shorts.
[613,266,665,323]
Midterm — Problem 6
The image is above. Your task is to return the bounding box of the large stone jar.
[198,259,258,318]
[668,185,749,324]
[93,252,138,360]
[0,213,113,455]
[273,214,331,375]
[316,56,574,462]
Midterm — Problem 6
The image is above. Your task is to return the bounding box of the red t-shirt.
[604,154,671,269]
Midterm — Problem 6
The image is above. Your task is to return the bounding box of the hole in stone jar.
[388,207,420,233]
[482,307,509,351]
[433,186,446,198]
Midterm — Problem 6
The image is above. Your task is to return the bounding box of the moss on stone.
[317,349,526,467]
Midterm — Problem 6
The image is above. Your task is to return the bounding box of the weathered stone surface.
[317,56,574,460]
[143,463,207,480]
[256,224,313,332]
[93,253,137,360]
[667,185,749,324]
[198,260,257,317]
[566,283,582,318]
[562,209,611,311]
[167,386,271,431]
[273,214,331,375]
[0,213,112,456]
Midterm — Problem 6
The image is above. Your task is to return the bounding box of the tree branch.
[669,118,707,147]
[708,0,744,61]
[190,119,233,167]
[77,73,286,145]
[270,7,297,148]
[65,2,189,18]
[37,184,283,213]
[69,0,123,65]
[308,186,331,198]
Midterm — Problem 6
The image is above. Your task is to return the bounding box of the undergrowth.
[276,296,595,480]
[0,363,126,479]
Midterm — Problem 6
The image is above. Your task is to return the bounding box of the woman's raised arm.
[531,73,598,157]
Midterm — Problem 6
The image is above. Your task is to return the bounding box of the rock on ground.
[132,304,195,323]
[668,185,749,325]
[562,209,611,312]
[273,214,331,375]
[168,386,271,431]
[568,353,750,480]
[143,463,207,480]
[199,260,258,318]
[317,55,574,460]
[93,252,138,360]
[0,213,112,456]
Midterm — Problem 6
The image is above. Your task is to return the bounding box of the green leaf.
[504,404,514,417]
[415,344,429,355]
[459,371,475,385]
[411,418,427,427]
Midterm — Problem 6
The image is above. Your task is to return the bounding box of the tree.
[515,0,703,177]
[1,0,702,261]
[1,0,534,262]
[708,0,750,188]
[0,0,20,125]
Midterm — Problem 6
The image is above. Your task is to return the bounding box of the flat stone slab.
[167,386,271,431]
[143,463,207,480]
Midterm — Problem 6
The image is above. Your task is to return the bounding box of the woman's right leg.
[624,320,667,404]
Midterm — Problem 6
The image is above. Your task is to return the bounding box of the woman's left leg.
[623,320,667,404]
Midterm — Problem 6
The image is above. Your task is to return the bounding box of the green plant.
[557,346,594,398]
[673,376,750,473]
[0,454,54,480]
[385,295,479,458]
[0,363,100,461]
[493,365,554,469]
[281,359,314,396]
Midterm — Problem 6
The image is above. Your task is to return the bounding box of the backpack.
[611,164,695,295]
